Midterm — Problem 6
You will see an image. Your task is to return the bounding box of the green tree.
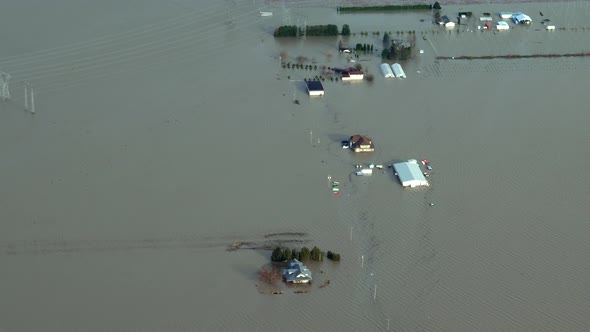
[331,254,341,261]
[341,24,351,36]
[271,247,283,262]
[300,246,311,261]
[283,248,292,261]
[311,246,323,261]
[432,1,441,10]
[291,248,299,261]
[382,32,391,48]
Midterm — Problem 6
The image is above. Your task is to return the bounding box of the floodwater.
[1,0,589,331]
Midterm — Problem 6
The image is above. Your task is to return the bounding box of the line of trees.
[355,43,374,52]
[337,3,440,12]
[271,246,341,262]
[274,24,348,37]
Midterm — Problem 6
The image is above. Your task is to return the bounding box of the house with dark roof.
[282,259,313,284]
[305,80,325,96]
[349,135,375,152]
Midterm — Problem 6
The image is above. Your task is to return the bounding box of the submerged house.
[349,135,375,152]
[283,259,312,284]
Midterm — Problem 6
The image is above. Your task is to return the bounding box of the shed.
[513,13,532,24]
[436,15,450,25]
[393,160,429,187]
[391,63,406,79]
[380,63,394,78]
[499,12,514,19]
[496,21,510,30]
[306,80,324,96]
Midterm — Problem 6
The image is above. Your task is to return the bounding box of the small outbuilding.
[512,13,532,24]
[436,15,450,25]
[283,259,313,284]
[306,80,324,96]
[393,159,429,187]
[349,135,375,152]
[380,63,394,78]
[499,12,514,19]
[496,21,510,30]
[391,63,406,79]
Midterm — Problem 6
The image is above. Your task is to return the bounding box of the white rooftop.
[393,160,428,187]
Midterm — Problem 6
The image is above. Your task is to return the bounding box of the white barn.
[393,160,428,187]
[380,63,394,78]
[391,63,406,79]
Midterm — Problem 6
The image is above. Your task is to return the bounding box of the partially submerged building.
[496,21,510,30]
[283,259,312,284]
[499,12,514,19]
[393,159,429,187]
[436,15,451,25]
[306,80,324,96]
[512,13,532,24]
[341,67,364,81]
[349,135,375,152]
[391,63,406,79]
[380,63,394,78]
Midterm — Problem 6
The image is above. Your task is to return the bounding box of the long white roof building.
[380,63,394,78]
[393,160,428,187]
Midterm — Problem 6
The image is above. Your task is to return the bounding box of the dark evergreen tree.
[283,248,292,261]
[300,247,311,261]
[271,247,284,262]
[291,248,299,261]
[382,32,391,48]
[311,246,322,261]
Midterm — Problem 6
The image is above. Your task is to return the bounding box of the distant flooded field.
[1,0,589,331]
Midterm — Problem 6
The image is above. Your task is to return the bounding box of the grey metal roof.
[283,259,312,282]
[393,161,427,184]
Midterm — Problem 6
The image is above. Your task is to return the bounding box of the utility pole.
[24,82,29,111]
[386,319,390,331]
[361,255,364,269]
[30,85,35,114]
[350,226,353,241]
[373,284,377,302]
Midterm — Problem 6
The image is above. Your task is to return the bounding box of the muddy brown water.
[1,0,589,331]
